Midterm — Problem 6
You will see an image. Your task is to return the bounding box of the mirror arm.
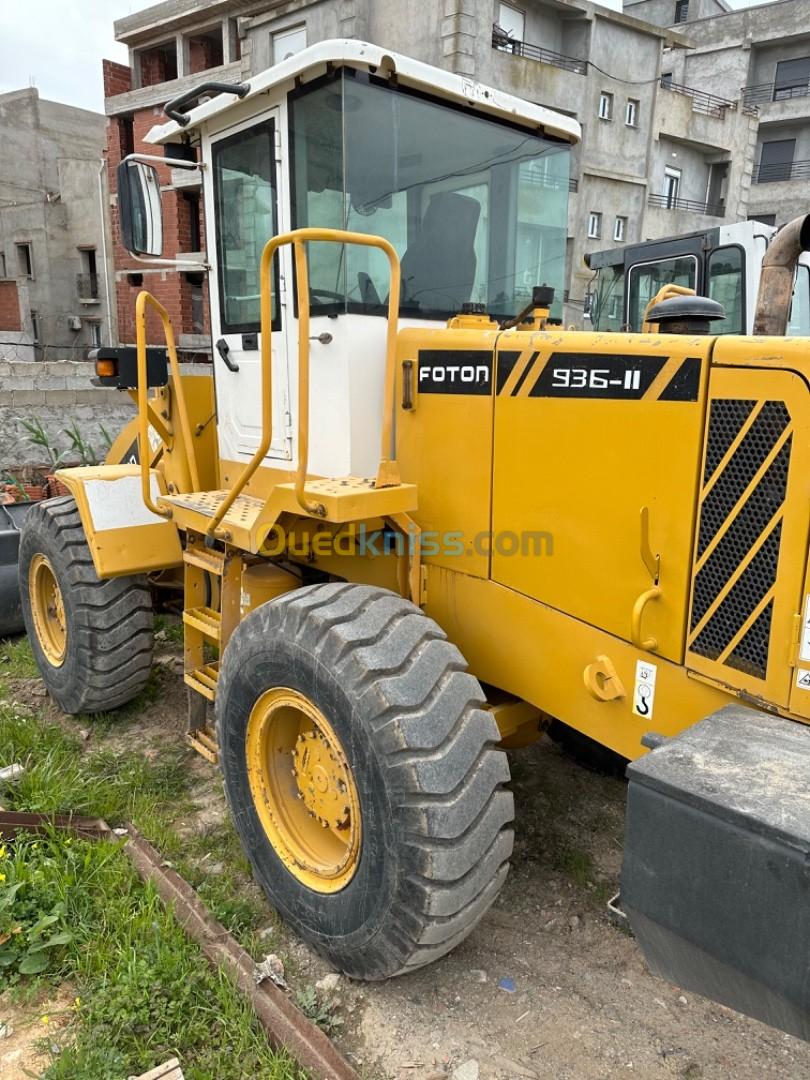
[165,82,250,127]
[127,253,210,271]
[121,153,206,173]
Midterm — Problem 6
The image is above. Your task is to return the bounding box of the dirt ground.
[0,985,75,1080]
[6,645,810,1080]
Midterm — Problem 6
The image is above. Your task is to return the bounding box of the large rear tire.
[216,582,514,980]
[19,497,154,714]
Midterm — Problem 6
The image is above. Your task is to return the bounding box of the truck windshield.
[290,71,570,322]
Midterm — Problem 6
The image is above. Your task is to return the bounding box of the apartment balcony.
[648,193,725,217]
[659,77,737,119]
[491,25,587,76]
[741,81,810,123]
[742,81,810,108]
[77,273,100,303]
[753,159,810,184]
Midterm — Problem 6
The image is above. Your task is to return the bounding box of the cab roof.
[145,38,581,146]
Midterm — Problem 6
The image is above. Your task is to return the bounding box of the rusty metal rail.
[0,811,359,1080]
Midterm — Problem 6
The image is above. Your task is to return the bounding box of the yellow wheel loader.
[19,41,810,1036]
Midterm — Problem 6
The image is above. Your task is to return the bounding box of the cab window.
[788,264,810,336]
[707,246,744,334]
[627,255,698,331]
[212,120,279,333]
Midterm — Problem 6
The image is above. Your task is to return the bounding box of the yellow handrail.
[135,290,201,517]
[208,227,401,533]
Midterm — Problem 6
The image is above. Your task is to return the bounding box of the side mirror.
[117,161,163,257]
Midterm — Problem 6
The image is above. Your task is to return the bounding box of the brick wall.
[103,59,132,97]
[106,105,210,352]
[189,33,224,74]
[0,282,21,332]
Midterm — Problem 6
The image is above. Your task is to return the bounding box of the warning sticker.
[633,659,657,720]
[800,595,810,663]
[796,669,810,691]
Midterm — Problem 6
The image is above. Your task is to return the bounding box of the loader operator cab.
[118,42,578,480]
[586,219,810,336]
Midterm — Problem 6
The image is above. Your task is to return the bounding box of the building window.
[88,321,102,347]
[614,216,627,242]
[117,116,135,160]
[30,310,40,343]
[16,243,33,279]
[182,192,202,252]
[661,72,673,88]
[139,41,178,87]
[0,252,5,278]
[495,2,525,49]
[625,99,638,127]
[78,248,99,299]
[773,56,810,101]
[664,166,681,207]
[674,0,689,23]
[272,25,307,65]
[187,26,224,75]
[758,138,796,183]
[588,212,602,239]
[598,92,613,120]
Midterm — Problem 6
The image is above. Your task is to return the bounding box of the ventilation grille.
[689,399,791,680]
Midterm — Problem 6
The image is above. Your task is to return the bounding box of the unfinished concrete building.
[0,88,115,361]
[627,0,810,229]
[104,0,777,327]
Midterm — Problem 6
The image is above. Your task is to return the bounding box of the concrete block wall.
[0,360,136,470]
[0,359,215,471]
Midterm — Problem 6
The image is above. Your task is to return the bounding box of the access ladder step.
[183,605,222,642]
[182,547,227,576]
[184,662,220,702]
[186,725,218,765]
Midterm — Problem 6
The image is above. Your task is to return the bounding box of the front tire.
[216,583,514,980]
[19,497,154,713]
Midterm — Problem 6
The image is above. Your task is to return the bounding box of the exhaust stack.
[753,214,810,336]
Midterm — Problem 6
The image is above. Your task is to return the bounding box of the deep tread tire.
[19,497,154,713]
[216,582,514,980]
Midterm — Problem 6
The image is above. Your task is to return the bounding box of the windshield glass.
[290,71,570,321]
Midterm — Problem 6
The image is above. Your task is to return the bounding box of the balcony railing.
[742,81,810,108]
[492,25,588,76]
[521,168,578,192]
[77,273,100,300]
[753,159,810,184]
[659,77,737,118]
[648,193,725,217]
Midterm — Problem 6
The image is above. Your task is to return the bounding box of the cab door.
[206,110,292,466]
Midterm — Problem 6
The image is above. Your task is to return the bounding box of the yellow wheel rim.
[246,687,362,893]
[29,553,67,667]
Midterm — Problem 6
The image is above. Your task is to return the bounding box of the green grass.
[0,636,39,678]
[154,614,184,647]
[1,832,306,1080]
[0,700,305,1079]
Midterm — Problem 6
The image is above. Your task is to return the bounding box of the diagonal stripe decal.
[512,352,540,396]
